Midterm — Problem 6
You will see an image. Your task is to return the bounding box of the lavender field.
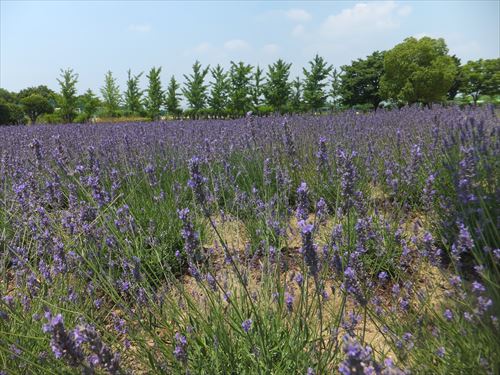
[0,106,499,374]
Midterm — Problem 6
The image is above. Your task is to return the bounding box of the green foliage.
[328,68,342,110]
[57,68,79,123]
[20,94,54,123]
[264,59,292,113]
[460,58,500,104]
[208,65,230,117]
[303,54,332,111]
[251,66,264,109]
[0,88,16,104]
[380,37,458,105]
[228,61,253,116]
[0,101,26,125]
[144,67,164,121]
[77,89,101,122]
[100,70,122,117]
[290,77,303,113]
[340,51,385,109]
[183,61,209,117]
[17,85,57,108]
[165,75,182,118]
[124,69,144,115]
[447,55,463,100]
[0,102,13,125]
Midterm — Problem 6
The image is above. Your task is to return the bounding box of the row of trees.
[1,36,499,125]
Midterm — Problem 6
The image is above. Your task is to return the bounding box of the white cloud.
[292,24,305,37]
[286,8,312,22]
[223,39,250,51]
[320,1,411,38]
[193,42,212,53]
[263,43,279,54]
[128,24,152,33]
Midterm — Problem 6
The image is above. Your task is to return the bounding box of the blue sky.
[1,1,498,93]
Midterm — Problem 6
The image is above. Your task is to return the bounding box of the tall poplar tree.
[303,55,332,111]
[165,76,182,118]
[182,60,209,117]
[124,69,143,115]
[145,67,164,121]
[100,70,121,117]
[57,68,79,122]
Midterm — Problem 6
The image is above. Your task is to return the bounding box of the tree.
[100,70,122,117]
[165,76,182,118]
[251,66,264,109]
[0,102,25,125]
[20,94,53,123]
[182,60,209,117]
[144,67,164,121]
[460,58,500,104]
[79,89,101,122]
[0,102,10,125]
[228,61,253,116]
[264,59,292,113]
[329,68,342,110]
[57,68,79,123]
[208,65,230,117]
[18,85,57,108]
[303,54,332,112]
[447,55,463,100]
[380,37,458,105]
[0,88,15,104]
[124,69,143,115]
[340,51,385,109]
[290,77,303,112]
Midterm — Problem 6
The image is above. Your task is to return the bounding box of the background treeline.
[1,36,499,125]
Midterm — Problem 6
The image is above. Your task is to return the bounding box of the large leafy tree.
[18,85,57,107]
[57,68,79,123]
[264,59,292,113]
[144,67,164,121]
[124,69,144,115]
[183,60,209,117]
[380,37,458,105]
[100,71,122,117]
[228,61,253,116]
[460,58,500,104]
[303,54,332,111]
[20,94,53,123]
[208,65,230,117]
[165,76,182,118]
[340,51,385,109]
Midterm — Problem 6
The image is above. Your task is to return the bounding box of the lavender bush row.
[0,105,498,373]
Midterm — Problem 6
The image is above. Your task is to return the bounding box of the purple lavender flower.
[242,319,253,333]
[285,292,294,312]
[296,182,310,221]
[295,273,304,286]
[187,156,208,205]
[436,346,446,358]
[443,309,453,321]
[299,220,318,278]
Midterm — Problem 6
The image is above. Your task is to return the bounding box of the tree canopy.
[460,58,500,104]
[20,94,54,123]
[340,51,385,109]
[57,68,79,123]
[380,37,458,105]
